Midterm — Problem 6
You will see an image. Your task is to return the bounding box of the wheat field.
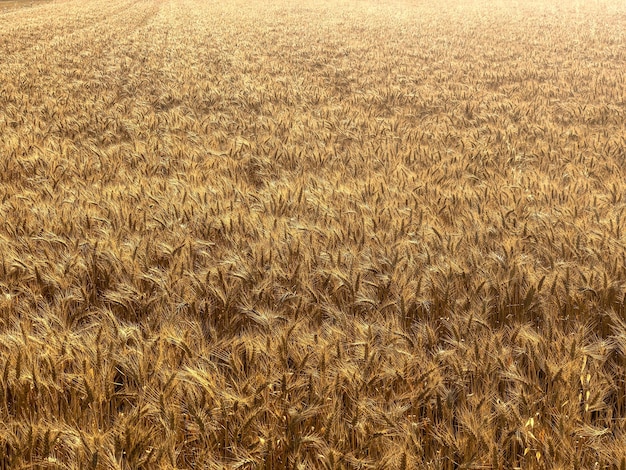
[1,0,625,468]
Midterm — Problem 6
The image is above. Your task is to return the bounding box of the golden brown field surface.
[0,0,49,13]
[1,0,626,468]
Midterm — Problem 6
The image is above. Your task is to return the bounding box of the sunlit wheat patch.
[0,0,625,468]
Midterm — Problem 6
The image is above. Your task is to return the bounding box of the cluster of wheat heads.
[1,0,626,467]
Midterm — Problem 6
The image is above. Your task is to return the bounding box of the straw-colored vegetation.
[0,0,47,13]
[1,0,626,468]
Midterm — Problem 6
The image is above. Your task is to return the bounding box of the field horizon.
[1,0,626,468]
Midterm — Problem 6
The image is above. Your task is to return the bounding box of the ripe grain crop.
[1,0,626,468]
